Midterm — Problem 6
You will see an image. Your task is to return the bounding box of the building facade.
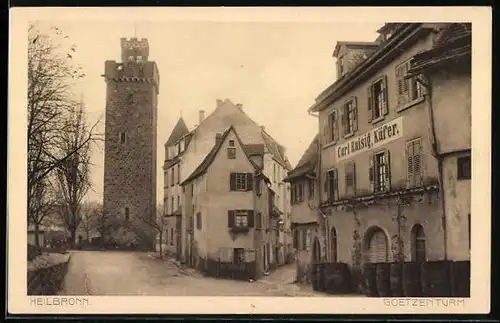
[102,37,159,249]
[308,24,458,284]
[284,134,322,284]
[181,126,276,279]
[409,23,472,261]
[163,98,293,267]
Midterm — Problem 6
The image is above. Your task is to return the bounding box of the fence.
[204,258,257,281]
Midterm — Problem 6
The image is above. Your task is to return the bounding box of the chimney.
[236,103,243,110]
[216,99,223,107]
[199,110,205,124]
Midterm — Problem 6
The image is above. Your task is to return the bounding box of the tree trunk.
[159,231,163,259]
[34,223,40,248]
[69,228,76,249]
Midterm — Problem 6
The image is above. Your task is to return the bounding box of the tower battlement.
[120,37,150,62]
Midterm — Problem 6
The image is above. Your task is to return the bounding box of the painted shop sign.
[335,117,404,162]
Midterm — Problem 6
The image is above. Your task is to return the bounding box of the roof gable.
[181,126,261,185]
[284,134,319,182]
[165,117,189,146]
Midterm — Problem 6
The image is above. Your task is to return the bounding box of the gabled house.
[181,125,277,280]
[284,134,321,284]
[167,98,293,265]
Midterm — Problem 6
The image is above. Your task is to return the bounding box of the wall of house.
[294,223,320,284]
[443,151,471,261]
[430,54,471,155]
[253,177,271,277]
[320,35,440,199]
[163,163,183,215]
[180,101,263,185]
[159,215,180,256]
[203,131,257,258]
[290,177,319,224]
[324,192,444,266]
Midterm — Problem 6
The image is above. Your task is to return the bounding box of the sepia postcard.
[8,6,492,315]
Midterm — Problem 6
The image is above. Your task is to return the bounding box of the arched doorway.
[330,227,338,262]
[411,224,426,262]
[364,226,389,263]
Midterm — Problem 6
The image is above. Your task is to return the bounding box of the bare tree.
[79,200,102,242]
[136,204,166,258]
[54,100,93,248]
[27,23,100,246]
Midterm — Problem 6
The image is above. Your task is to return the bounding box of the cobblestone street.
[60,251,330,297]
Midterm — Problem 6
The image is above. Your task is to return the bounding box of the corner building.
[309,24,450,273]
[102,37,159,248]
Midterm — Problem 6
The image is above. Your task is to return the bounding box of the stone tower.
[102,37,159,249]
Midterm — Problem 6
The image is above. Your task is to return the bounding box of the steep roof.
[165,117,189,146]
[284,134,319,182]
[181,126,263,185]
[332,41,380,57]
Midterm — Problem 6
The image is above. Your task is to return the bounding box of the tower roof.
[165,117,190,146]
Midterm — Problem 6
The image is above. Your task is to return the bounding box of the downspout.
[309,110,329,262]
[420,76,448,261]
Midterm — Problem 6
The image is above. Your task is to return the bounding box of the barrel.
[389,262,404,297]
[450,261,470,297]
[402,262,422,297]
[376,263,392,297]
[323,263,352,294]
[362,263,379,297]
[421,260,452,297]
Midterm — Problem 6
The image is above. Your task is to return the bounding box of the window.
[308,180,315,199]
[396,59,424,107]
[228,210,254,230]
[128,55,134,61]
[136,55,143,62]
[457,156,471,180]
[171,196,174,214]
[327,110,339,143]
[196,212,202,230]
[227,147,236,159]
[165,228,168,244]
[370,151,391,193]
[138,65,144,77]
[342,98,358,136]
[368,76,388,122]
[164,198,168,215]
[338,56,345,77]
[293,229,298,249]
[230,172,253,191]
[234,248,245,264]
[411,224,426,262]
[125,207,130,221]
[177,195,180,210]
[331,227,338,262]
[301,229,308,250]
[170,228,174,245]
[126,93,134,105]
[255,177,261,196]
[345,162,356,196]
[256,212,262,229]
[292,182,304,204]
[177,164,180,184]
[273,164,277,183]
[406,138,422,187]
[229,140,235,147]
[120,132,126,144]
[325,169,338,202]
[171,168,175,187]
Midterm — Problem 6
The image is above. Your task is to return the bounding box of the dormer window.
[338,56,345,77]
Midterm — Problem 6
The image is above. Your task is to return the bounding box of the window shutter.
[406,142,414,188]
[291,185,295,204]
[340,105,347,135]
[323,116,329,144]
[333,111,339,141]
[246,173,254,191]
[352,97,358,132]
[333,168,338,201]
[414,140,422,186]
[229,173,236,191]
[247,210,255,228]
[324,173,329,195]
[396,65,404,98]
[382,75,389,115]
[385,150,392,191]
[367,85,373,123]
[327,113,333,142]
[369,154,375,192]
[228,210,235,228]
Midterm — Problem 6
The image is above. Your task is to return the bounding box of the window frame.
[343,97,357,137]
[328,110,339,143]
[372,150,391,193]
[457,155,471,180]
[235,173,248,191]
[227,147,237,159]
[371,77,387,122]
[396,58,426,112]
[326,168,338,202]
[234,248,245,264]
[234,210,249,229]
[406,138,423,188]
[345,162,356,196]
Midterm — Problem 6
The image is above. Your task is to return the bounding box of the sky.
[37,20,381,203]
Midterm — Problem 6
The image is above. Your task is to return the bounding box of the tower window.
[125,207,130,220]
[120,132,126,144]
